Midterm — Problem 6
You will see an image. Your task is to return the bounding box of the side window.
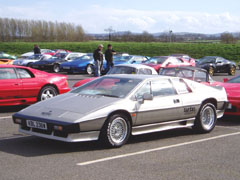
[172,78,192,94]
[135,82,151,99]
[138,68,152,75]
[0,68,17,79]
[177,69,193,79]
[194,70,207,82]
[151,79,177,97]
[16,68,33,79]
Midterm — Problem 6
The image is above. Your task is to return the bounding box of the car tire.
[37,86,58,101]
[228,66,236,76]
[53,64,60,73]
[86,64,94,75]
[208,67,214,76]
[100,114,131,148]
[27,63,33,67]
[193,103,217,133]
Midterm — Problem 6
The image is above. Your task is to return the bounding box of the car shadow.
[0,105,28,113]
[217,115,240,127]
[0,128,194,157]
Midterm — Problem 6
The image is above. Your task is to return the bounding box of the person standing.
[33,44,41,55]
[105,44,116,73]
[93,44,104,77]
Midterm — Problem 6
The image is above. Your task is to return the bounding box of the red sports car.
[0,65,70,106]
[44,49,71,56]
[143,56,195,72]
[215,75,240,116]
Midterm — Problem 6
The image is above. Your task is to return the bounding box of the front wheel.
[228,66,236,76]
[193,103,217,133]
[38,86,58,101]
[100,114,131,148]
[53,64,60,73]
[86,64,94,75]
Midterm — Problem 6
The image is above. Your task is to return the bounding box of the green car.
[0,52,17,60]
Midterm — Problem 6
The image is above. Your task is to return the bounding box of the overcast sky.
[0,0,239,34]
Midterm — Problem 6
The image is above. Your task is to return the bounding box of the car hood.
[15,92,121,123]
[62,59,91,66]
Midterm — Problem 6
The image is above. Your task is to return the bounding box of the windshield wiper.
[96,94,119,98]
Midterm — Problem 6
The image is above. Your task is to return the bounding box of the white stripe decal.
[77,131,240,166]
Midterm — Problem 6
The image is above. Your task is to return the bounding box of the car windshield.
[71,77,142,98]
[74,55,92,61]
[28,55,42,60]
[160,68,194,79]
[114,56,133,62]
[227,75,240,83]
[52,53,67,59]
[198,57,216,63]
[107,66,137,74]
[145,57,167,64]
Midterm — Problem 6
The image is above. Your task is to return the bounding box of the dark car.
[159,66,214,85]
[196,56,236,76]
[31,52,84,72]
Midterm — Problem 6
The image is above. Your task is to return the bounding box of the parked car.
[60,53,107,75]
[143,56,194,72]
[113,55,149,65]
[0,65,70,106]
[0,52,17,60]
[170,54,195,66]
[196,56,236,76]
[73,64,158,87]
[13,54,52,67]
[31,52,85,72]
[214,75,240,116]
[13,74,228,147]
[20,49,52,59]
[44,49,71,56]
[0,59,14,65]
[159,66,215,85]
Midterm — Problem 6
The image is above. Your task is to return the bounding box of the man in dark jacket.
[104,44,116,73]
[93,44,104,77]
[33,44,41,54]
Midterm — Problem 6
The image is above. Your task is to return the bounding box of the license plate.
[63,67,70,69]
[26,120,47,130]
[227,103,232,109]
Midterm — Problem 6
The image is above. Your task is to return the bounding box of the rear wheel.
[38,86,58,101]
[228,66,236,76]
[100,114,131,148]
[86,64,94,75]
[53,64,60,73]
[193,103,217,133]
[208,66,214,76]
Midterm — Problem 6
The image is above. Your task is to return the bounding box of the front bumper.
[225,100,240,116]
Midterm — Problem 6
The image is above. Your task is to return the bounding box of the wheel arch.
[201,98,217,109]
[38,83,59,94]
[106,110,133,127]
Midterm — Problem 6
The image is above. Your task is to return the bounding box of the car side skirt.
[132,118,195,135]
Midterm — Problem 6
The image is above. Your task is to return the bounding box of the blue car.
[60,54,107,75]
[113,55,149,65]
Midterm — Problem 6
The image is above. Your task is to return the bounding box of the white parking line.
[0,116,12,120]
[216,125,240,131]
[76,131,240,166]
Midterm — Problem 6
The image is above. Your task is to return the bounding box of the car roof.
[105,74,172,80]
[115,64,153,69]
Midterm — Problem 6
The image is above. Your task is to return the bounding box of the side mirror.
[131,60,136,64]
[223,78,229,82]
[166,62,171,66]
[143,93,153,101]
[67,58,71,60]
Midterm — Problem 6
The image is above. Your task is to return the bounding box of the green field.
[1,41,240,62]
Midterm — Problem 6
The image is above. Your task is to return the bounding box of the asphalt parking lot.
[1,70,240,180]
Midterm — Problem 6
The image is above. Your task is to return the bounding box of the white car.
[20,49,53,59]
[13,75,228,147]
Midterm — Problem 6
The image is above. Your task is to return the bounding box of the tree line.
[0,17,86,42]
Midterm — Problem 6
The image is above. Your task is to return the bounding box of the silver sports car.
[13,75,228,147]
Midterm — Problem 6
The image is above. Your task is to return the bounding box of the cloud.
[0,4,240,34]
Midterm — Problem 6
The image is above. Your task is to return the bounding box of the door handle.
[173,99,180,103]
[14,83,20,86]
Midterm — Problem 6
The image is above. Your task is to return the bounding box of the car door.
[171,78,200,119]
[134,79,182,126]
[215,57,225,72]
[0,67,22,103]
[15,68,42,98]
